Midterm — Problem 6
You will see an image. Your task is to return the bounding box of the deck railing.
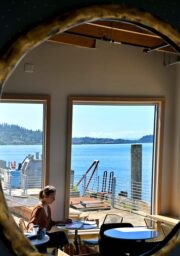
[71,173,151,214]
[1,170,151,215]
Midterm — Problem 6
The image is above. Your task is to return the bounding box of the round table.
[103,227,160,255]
[104,227,159,241]
[25,233,50,246]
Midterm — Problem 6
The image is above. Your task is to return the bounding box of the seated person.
[27,185,72,253]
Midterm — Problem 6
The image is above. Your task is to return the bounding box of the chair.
[37,230,69,253]
[18,218,28,232]
[140,221,180,256]
[103,214,123,224]
[144,217,174,240]
[99,222,134,256]
[63,242,100,256]
[144,217,158,229]
[144,217,164,240]
[160,222,172,237]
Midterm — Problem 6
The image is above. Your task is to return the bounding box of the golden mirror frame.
[0,4,180,256]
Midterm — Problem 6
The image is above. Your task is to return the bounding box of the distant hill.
[72,135,154,144]
[0,123,42,145]
[0,123,153,145]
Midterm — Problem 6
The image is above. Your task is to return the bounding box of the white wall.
[3,40,178,219]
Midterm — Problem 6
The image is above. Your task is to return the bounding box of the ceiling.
[48,20,178,55]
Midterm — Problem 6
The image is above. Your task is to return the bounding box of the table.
[58,221,97,254]
[25,233,50,246]
[103,227,159,255]
[31,234,50,246]
[104,227,159,241]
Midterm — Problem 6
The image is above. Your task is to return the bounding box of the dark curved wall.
[0,0,179,56]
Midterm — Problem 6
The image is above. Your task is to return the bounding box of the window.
[0,94,50,218]
[67,96,164,219]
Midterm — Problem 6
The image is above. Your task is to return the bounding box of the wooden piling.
[131,144,142,200]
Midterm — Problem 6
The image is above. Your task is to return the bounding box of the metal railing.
[1,170,152,215]
[2,171,42,197]
[71,173,152,214]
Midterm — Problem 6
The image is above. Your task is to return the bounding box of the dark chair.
[37,230,69,253]
[99,222,134,256]
[140,221,180,256]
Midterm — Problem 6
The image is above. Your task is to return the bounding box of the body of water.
[0,143,153,202]
[71,143,153,203]
[0,145,42,167]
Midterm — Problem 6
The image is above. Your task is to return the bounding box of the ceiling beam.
[144,43,176,54]
[89,21,160,38]
[48,33,96,48]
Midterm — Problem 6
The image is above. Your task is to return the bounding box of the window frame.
[66,96,165,216]
[1,93,50,185]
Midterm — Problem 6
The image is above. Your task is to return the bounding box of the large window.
[67,96,164,218]
[0,94,50,217]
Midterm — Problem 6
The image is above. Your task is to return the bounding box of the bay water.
[71,143,153,203]
[0,143,153,202]
[0,144,42,166]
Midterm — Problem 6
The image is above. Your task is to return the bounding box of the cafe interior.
[0,1,180,255]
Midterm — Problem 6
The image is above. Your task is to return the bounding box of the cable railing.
[2,171,42,197]
[71,173,151,214]
[1,169,152,215]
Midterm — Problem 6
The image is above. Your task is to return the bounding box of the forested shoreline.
[0,123,153,145]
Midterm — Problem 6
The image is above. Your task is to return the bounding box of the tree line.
[72,135,153,144]
[0,123,153,145]
[0,123,42,145]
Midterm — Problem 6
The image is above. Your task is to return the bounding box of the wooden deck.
[70,196,111,211]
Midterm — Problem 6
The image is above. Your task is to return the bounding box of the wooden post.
[70,170,74,189]
[111,176,116,208]
[131,144,142,200]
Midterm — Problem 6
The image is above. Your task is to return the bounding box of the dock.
[70,196,111,211]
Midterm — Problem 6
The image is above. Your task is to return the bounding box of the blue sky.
[0,103,155,139]
[0,103,43,131]
[72,105,155,139]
